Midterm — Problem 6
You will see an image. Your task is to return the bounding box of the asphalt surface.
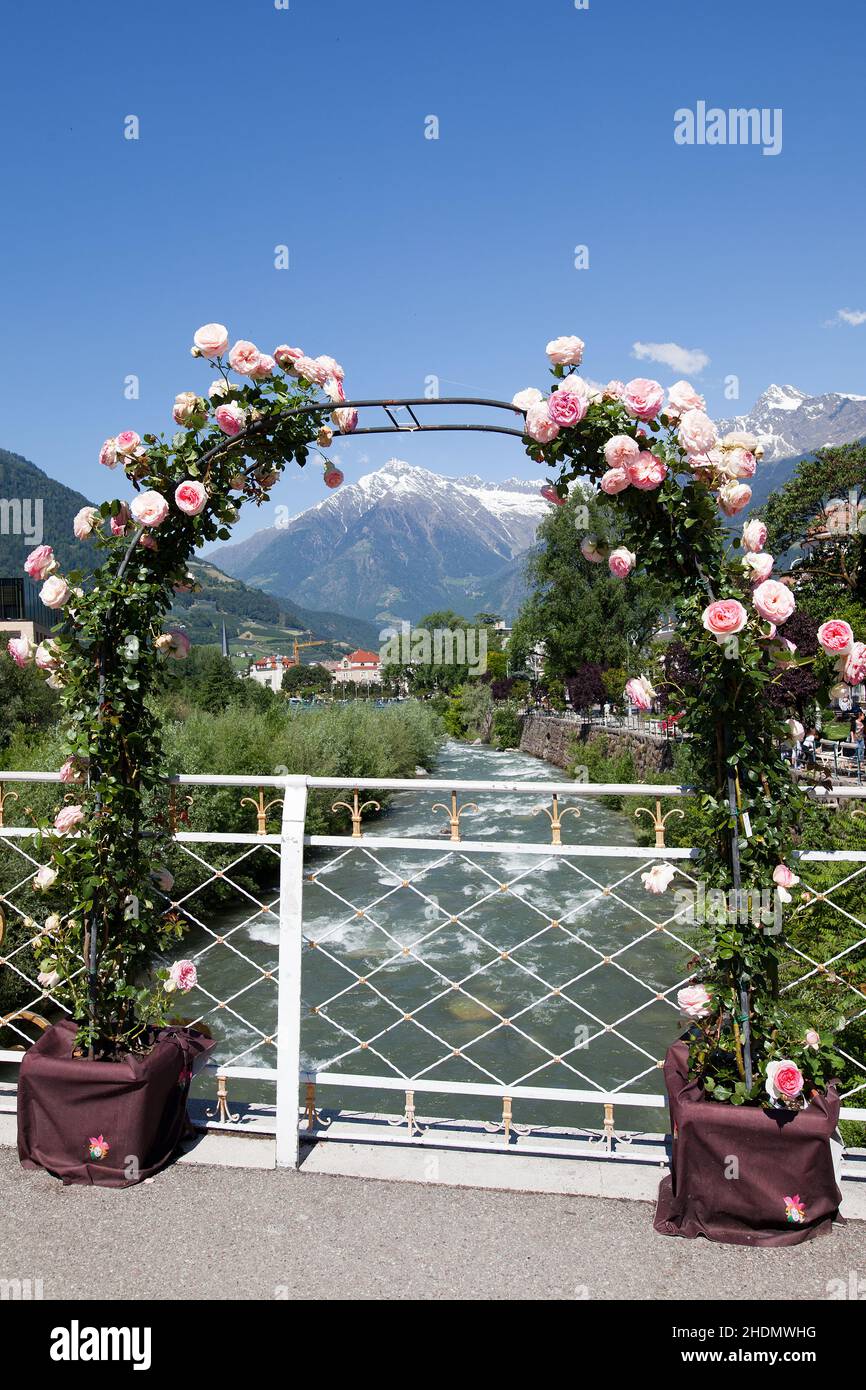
[2,1149,864,1301]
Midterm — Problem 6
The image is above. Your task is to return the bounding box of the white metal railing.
[0,771,865,1169]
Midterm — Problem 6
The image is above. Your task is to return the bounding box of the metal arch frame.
[279,396,529,441]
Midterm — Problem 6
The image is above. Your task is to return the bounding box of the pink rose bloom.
[140,534,158,550]
[718,481,752,516]
[115,430,140,456]
[540,485,566,505]
[193,323,229,358]
[158,629,191,659]
[580,536,607,564]
[332,406,358,434]
[172,391,202,426]
[110,503,130,536]
[624,674,655,711]
[228,340,261,376]
[753,579,796,625]
[556,374,592,400]
[166,959,197,993]
[73,506,100,540]
[214,402,247,436]
[678,409,718,456]
[817,619,854,656]
[642,863,676,893]
[603,380,625,400]
[773,863,800,889]
[512,387,543,413]
[702,598,747,639]
[7,635,34,667]
[131,491,169,528]
[274,345,304,369]
[35,640,59,671]
[608,546,635,578]
[315,355,344,381]
[54,804,84,833]
[293,355,329,385]
[250,353,276,380]
[627,451,667,490]
[324,468,344,490]
[742,519,767,553]
[59,755,86,783]
[525,401,560,444]
[40,575,70,609]
[665,380,706,419]
[765,1059,804,1103]
[728,448,757,479]
[677,983,712,1019]
[804,1029,820,1050]
[24,545,56,581]
[842,641,866,684]
[603,435,640,470]
[324,377,346,404]
[174,480,208,516]
[622,377,665,421]
[99,438,118,469]
[743,552,774,583]
[547,389,587,428]
[600,467,630,495]
[545,335,584,366]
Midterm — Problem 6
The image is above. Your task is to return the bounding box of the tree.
[512,486,667,683]
[282,663,333,697]
[565,663,607,711]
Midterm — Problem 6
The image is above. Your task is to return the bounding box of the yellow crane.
[287,638,327,667]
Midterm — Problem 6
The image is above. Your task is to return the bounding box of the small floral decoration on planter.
[9,325,353,1060]
[784,1195,806,1224]
[88,1135,110,1161]
[515,333,864,1107]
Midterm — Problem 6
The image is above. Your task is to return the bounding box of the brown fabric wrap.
[17,1018,214,1187]
[654,1041,843,1246]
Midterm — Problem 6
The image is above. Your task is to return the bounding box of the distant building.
[333,648,382,686]
[527,640,545,682]
[0,577,54,647]
[248,655,294,693]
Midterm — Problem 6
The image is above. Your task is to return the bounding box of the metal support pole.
[725,764,753,1089]
[275,776,309,1168]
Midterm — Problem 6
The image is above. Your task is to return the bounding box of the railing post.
[276,776,309,1168]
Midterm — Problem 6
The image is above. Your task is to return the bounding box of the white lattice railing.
[1,771,865,1167]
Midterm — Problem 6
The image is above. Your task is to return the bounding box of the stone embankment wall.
[518,714,675,777]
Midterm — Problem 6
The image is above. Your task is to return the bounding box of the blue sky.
[0,0,863,539]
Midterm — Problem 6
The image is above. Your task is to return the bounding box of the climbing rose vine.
[514,339,863,1106]
[10,325,353,1056]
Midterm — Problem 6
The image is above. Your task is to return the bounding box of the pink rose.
[677,983,712,1019]
[842,641,866,684]
[315,355,344,381]
[717,481,752,516]
[608,546,635,578]
[545,335,584,366]
[556,375,592,400]
[54,804,84,833]
[115,430,140,456]
[753,579,796,625]
[332,407,358,434]
[172,390,203,426]
[174,480,208,516]
[35,640,59,671]
[600,467,630,495]
[512,387,544,413]
[193,323,229,358]
[166,959,197,993]
[642,863,676,894]
[665,380,706,419]
[228,340,261,376]
[323,468,344,489]
[624,674,655,711]
[99,438,118,469]
[274,345,304,369]
[73,506,100,540]
[603,380,625,400]
[292,354,329,385]
[727,448,757,479]
[804,1029,820,1050]
[24,545,56,581]
[678,409,718,456]
[540,485,566,505]
[547,389,587,428]
[110,503,130,536]
[603,435,640,470]
[131,491,169,528]
[773,863,800,889]
[40,575,70,609]
[214,402,247,436]
[627,451,667,490]
[250,353,276,380]
[765,1059,804,1104]
[742,519,767,553]
[702,598,747,639]
[580,536,608,564]
[743,552,774,583]
[155,629,191,659]
[59,755,86,783]
[817,619,854,656]
[7,635,34,667]
[622,377,665,421]
[525,402,560,444]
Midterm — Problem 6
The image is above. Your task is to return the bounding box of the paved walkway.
[3,1148,864,1300]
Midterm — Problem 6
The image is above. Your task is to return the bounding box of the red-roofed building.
[334,648,382,686]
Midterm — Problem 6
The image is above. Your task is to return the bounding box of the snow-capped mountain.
[208,460,548,624]
[718,384,866,464]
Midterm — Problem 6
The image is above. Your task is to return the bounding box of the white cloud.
[835,308,866,327]
[631,341,710,376]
